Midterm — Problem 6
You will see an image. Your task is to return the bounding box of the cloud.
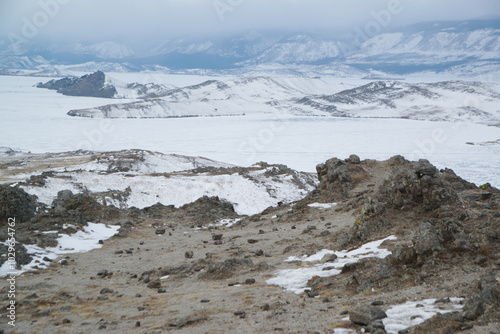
[0,0,498,51]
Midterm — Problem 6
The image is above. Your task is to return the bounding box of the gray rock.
[463,300,485,320]
[185,251,194,259]
[147,280,162,289]
[212,234,223,241]
[349,306,387,326]
[168,314,207,328]
[99,288,114,294]
[347,154,361,164]
[412,222,443,255]
[320,253,338,263]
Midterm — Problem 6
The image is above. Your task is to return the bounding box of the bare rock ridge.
[36,71,117,98]
[303,155,499,332]
[1,154,499,333]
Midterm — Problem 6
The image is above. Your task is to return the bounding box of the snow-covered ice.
[266,236,397,294]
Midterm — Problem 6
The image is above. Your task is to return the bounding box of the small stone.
[147,280,161,289]
[255,249,264,256]
[259,229,265,234]
[247,239,258,244]
[114,250,123,254]
[135,293,142,298]
[201,299,210,303]
[34,308,53,317]
[185,251,194,259]
[371,301,384,306]
[234,310,245,316]
[320,253,338,263]
[307,290,318,298]
[42,257,52,262]
[435,297,451,304]
[155,229,166,235]
[272,227,278,231]
[371,319,385,329]
[98,240,104,244]
[98,324,107,330]
[60,259,68,266]
[158,288,167,293]
[138,306,145,311]
[245,278,256,285]
[261,304,270,311]
[322,297,330,303]
[97,269,110,277]
[135,321,141,327]
[291,225,296,229]
[62,318,71,324]
[99,288,114,294]
[212,234,223,241]
[340,310,349,315]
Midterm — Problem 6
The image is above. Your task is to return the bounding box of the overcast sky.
[0,0,499,49]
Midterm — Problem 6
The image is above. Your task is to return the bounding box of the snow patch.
[0,223,119,277]
[267,236,396,294]
[307,202,337,209]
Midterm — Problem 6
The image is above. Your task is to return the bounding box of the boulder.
[349,306,387,326]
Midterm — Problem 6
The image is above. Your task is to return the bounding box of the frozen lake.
[1,75,500,187]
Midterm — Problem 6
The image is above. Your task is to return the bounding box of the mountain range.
[1,19,499,76]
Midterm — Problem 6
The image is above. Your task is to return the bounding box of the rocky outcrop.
[37,71,117,98]
[0,184,38,226]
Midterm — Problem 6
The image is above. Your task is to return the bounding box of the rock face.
[37,71,117,98]
[0,184,38,225]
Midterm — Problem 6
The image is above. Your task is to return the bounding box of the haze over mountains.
[1,19,499,77]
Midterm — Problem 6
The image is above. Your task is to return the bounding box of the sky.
[0,0,499,51]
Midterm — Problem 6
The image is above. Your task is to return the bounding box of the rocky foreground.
[0,154,499,333]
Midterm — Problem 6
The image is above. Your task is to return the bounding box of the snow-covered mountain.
[1,19,498,76]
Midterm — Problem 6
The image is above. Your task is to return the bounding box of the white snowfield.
[17,150,317,216]
[0,223,119,277]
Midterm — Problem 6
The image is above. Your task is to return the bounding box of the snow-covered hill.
[66,74,500,125]
[67,76,347,118]
[295,80,500,125]
[4,150,317,216]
